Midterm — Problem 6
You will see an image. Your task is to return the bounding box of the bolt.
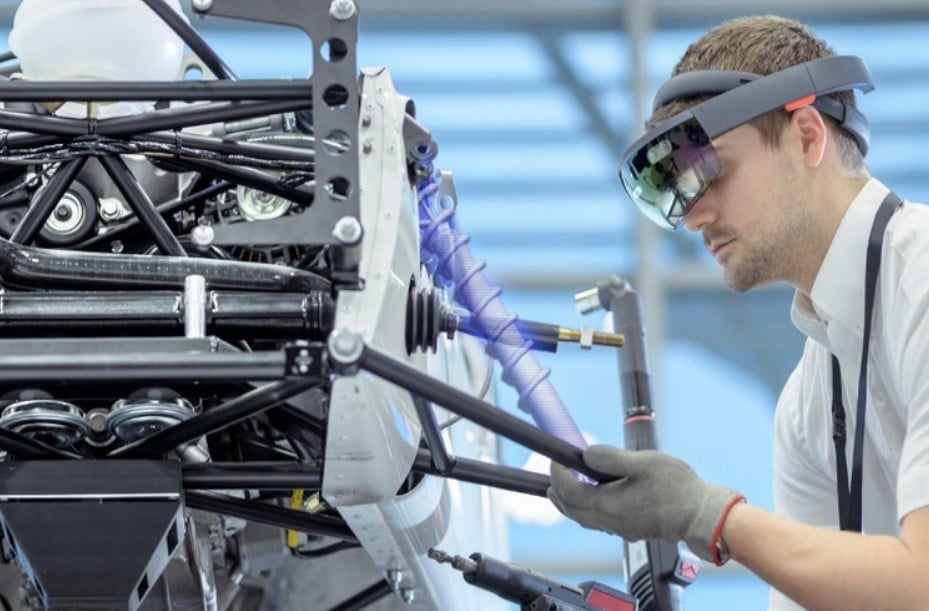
[100,198,121,220]
[362,140,373,154]
[386,569,403,591]
[327,329,364,365]
[400,588,415,604]
[87,409,109,434]
[332,216,362,245]
[192,0,212,11]
[293,348,314,375]
[191,225,215,248]
[110,240,124,254]
[329,0,357,21]
[283,112,297,132]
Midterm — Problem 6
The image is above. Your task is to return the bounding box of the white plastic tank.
[8,0,189,81]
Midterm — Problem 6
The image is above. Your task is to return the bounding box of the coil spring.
[415,166,552,411]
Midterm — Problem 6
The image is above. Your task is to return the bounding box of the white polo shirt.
[769,178,929,610]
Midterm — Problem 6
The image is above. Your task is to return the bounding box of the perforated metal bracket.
[194,0,361,286]
[284,341,326,378]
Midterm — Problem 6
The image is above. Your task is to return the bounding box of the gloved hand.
[547,445,745,565]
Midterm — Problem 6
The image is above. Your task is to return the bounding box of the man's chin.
[723,265,763,293]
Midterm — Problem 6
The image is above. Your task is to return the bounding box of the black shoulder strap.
[831,190,902,532]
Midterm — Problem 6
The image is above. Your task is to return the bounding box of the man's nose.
[681,194,717,232]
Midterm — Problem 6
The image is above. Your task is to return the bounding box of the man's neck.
[793,172,871,296]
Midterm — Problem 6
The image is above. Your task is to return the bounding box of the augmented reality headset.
[618,55,875,230]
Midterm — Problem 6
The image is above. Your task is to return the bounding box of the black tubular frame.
[185,491,356,542]
[327,580,394,611]
[9,157,88,244]
[0,0,361,279]
[99,155,188,256]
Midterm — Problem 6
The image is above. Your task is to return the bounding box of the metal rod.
[412,448,550,497]
[411,397,455,474]
[0,351,288,383]
[0,100,312,145]
[169,157,314,207]
[182,466,322,491]
[112,379,318,458]
[359,345,610,482]
[184,275,207,338]
[327,581,394,611]
[138,0,237,81]
[100,100,312,138]
[0,108,86,137]
[0,80,311,102]
[9,157,88,244]
[185,492,356,542]
[99,155,187,256]
[0,428,80,460]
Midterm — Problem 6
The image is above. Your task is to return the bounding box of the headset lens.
[619,116,721,229]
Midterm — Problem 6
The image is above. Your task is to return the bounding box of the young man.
[547,16,929,611]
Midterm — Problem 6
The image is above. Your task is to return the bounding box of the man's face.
[682,124,814,292]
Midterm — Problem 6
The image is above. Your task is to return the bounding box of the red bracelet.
[709,494,746,566]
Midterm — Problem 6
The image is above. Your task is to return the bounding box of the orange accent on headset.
[784,93,816,112]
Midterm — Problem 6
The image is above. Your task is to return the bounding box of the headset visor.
[619,114,720,229]
[618,55,874,230]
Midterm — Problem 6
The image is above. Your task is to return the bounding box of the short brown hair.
[648,16,864,173]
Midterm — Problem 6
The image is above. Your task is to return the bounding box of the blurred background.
[4,1,929,608]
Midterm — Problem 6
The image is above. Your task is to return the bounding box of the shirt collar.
[790,178,891,344]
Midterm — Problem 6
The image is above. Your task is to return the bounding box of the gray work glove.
[547,445,745,564]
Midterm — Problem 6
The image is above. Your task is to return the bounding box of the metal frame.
[0,0,361,284]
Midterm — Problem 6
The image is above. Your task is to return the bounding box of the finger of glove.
[546,487,569,516]
[547,486,615,534]
[549,461,597,510]
[582,444,640,478]
[557,506,616,535]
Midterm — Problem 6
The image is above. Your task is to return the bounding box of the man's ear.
[789,105,827,168]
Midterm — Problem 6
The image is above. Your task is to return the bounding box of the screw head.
[100,198,121,220]
[192,0,212,11]
[329,0,357,20]
[400,588,415,604]
[191,224,215,247]
[332,216,362,245]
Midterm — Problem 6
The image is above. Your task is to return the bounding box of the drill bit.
[427,548,478,573]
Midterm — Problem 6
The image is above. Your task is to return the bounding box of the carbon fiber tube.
[411,448,550,497]
[0,237,328,291]
[360,344,610,482]
[182,466,322,490]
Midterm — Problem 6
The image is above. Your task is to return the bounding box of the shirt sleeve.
[770,353,840,610]
[774,350,839,529]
